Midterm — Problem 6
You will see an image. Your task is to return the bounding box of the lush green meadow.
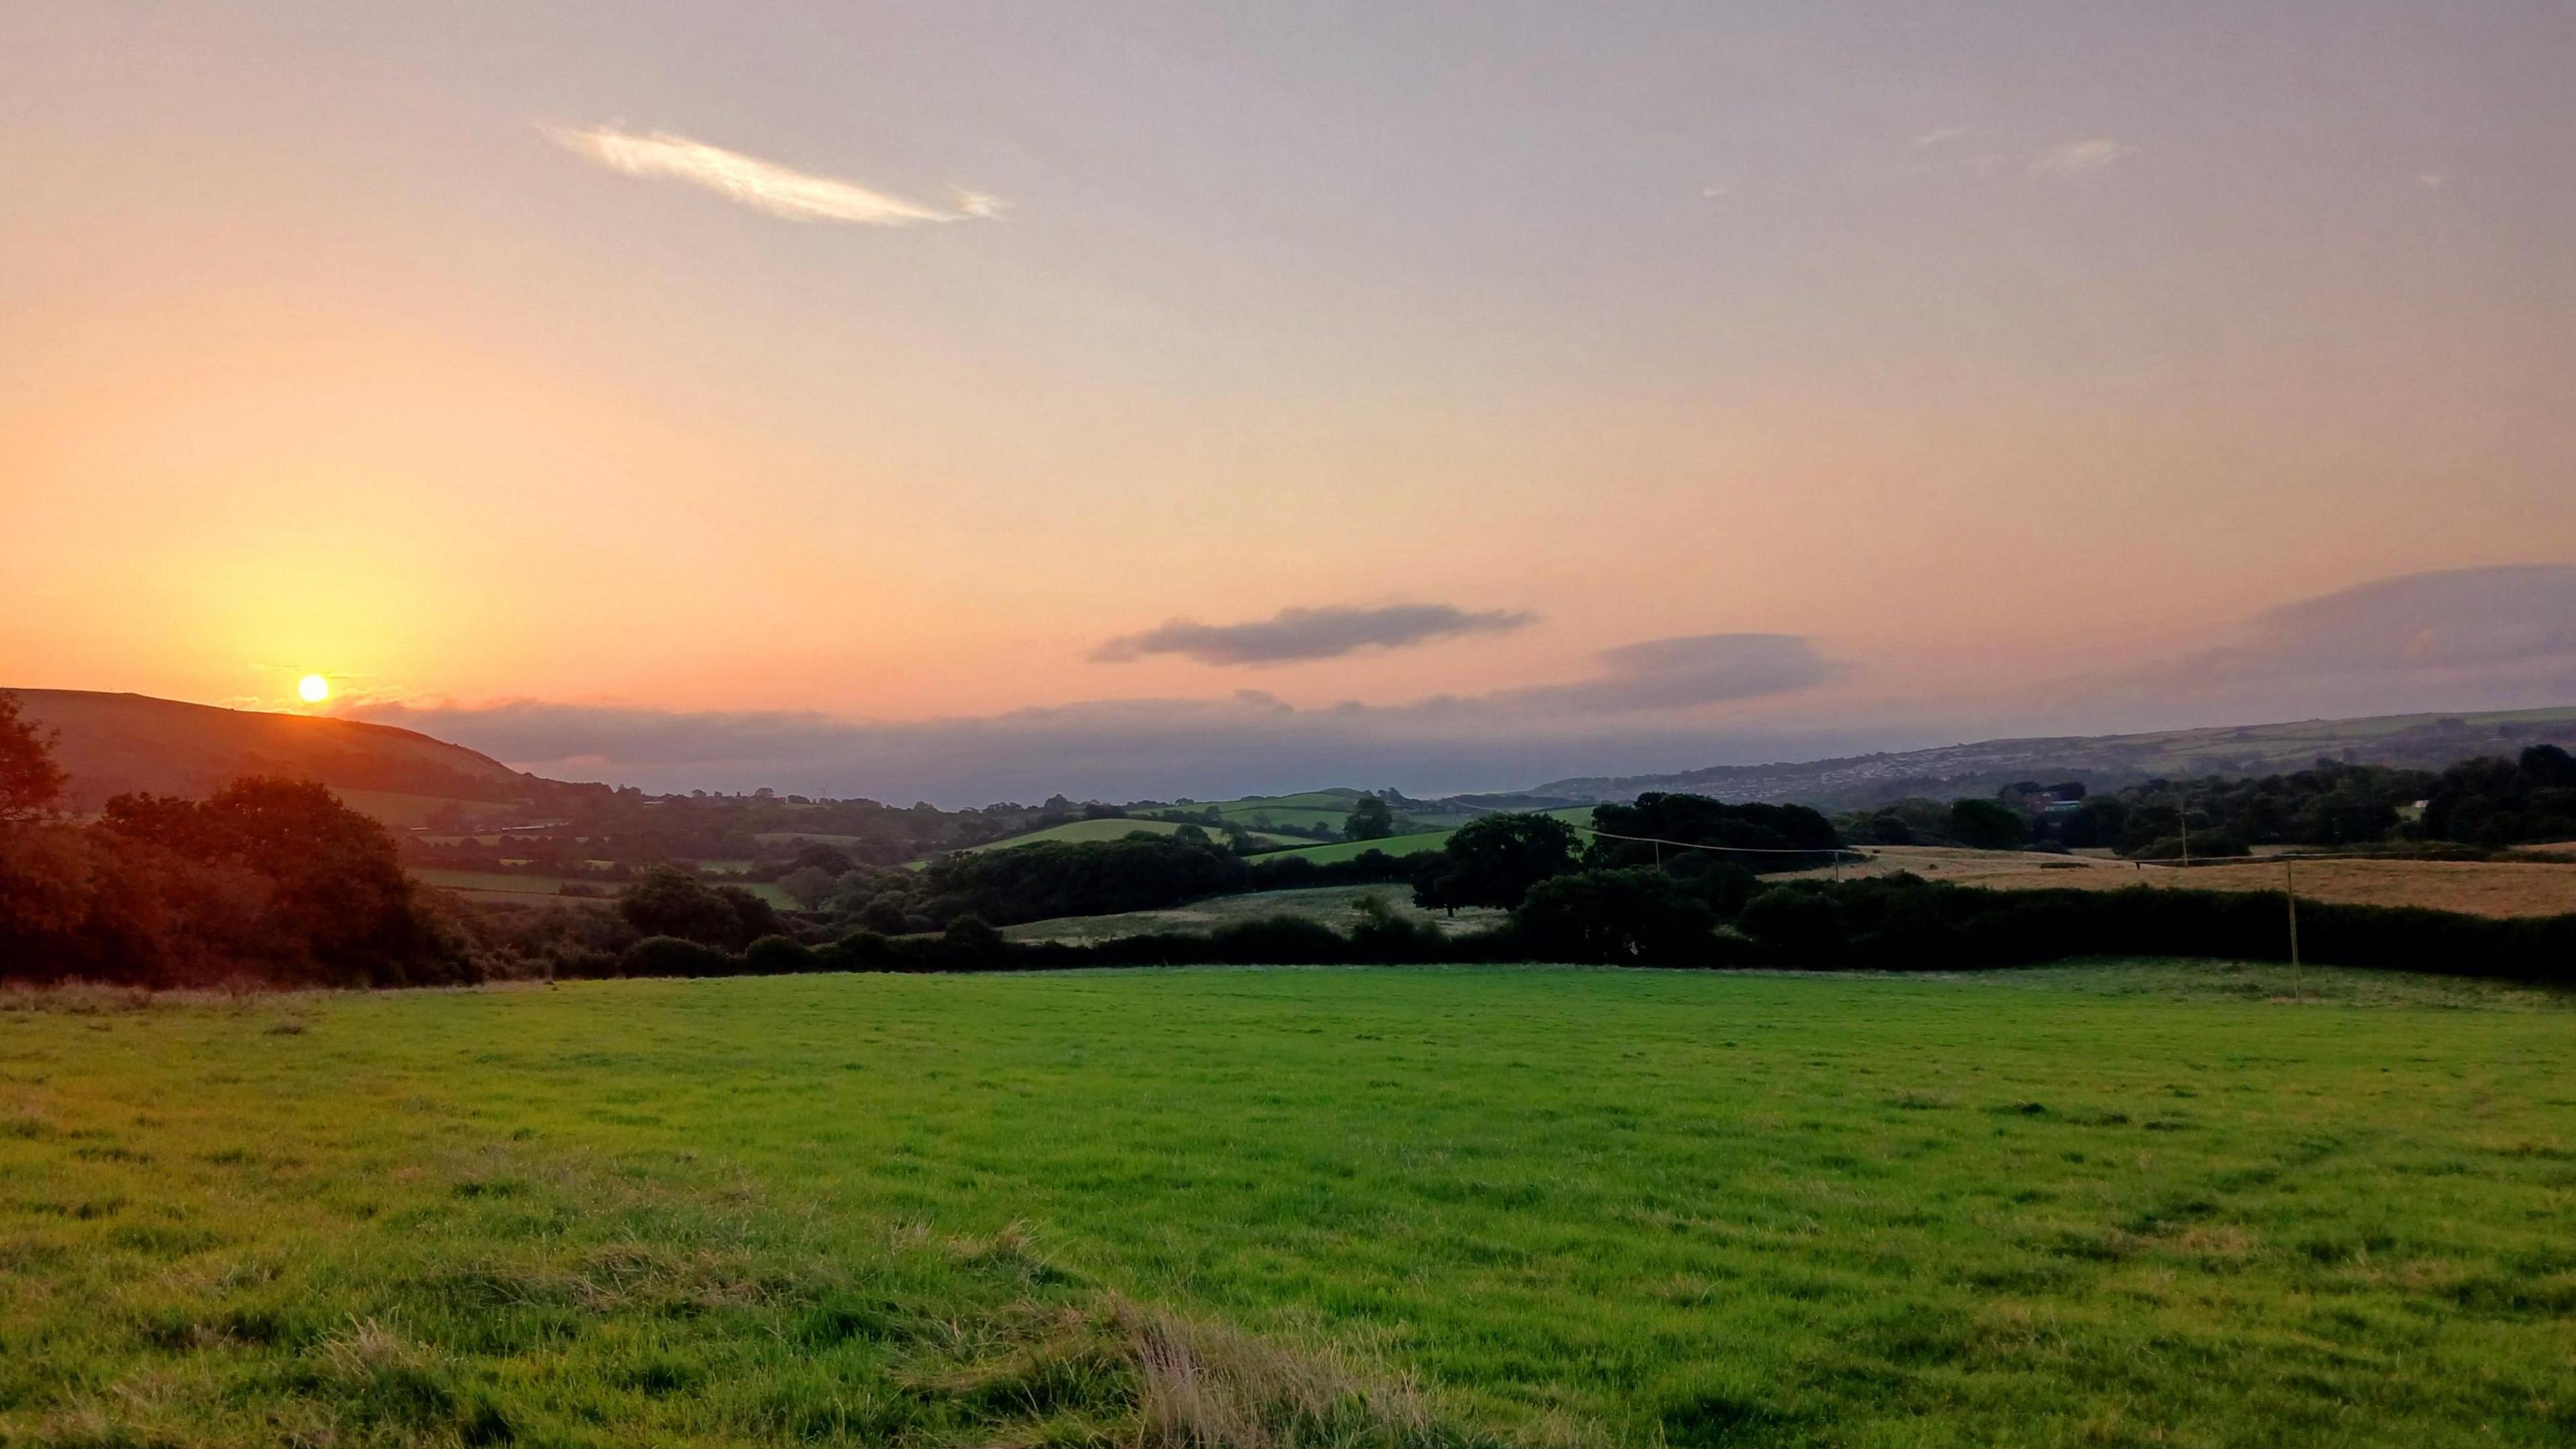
[1260,808,1599,866]
[1000,885,1507,944]
[4,965,2573,1447]
[940,818,1311,859]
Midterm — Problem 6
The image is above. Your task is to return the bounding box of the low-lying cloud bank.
[351,692,1893,805]
[352,631,1851,802]
[1091,603,1537,665]
[345,567,2576,803]
[2089,565,2576,724]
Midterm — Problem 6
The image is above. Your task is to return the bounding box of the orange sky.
[6,3,2575,795]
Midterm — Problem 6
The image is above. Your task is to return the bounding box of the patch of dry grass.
[1781,845,2576,918]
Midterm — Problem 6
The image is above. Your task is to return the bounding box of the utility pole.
[2285,858,2302,1004]
[2179,801,2191,869]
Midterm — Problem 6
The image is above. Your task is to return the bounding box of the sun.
[297,674,331,704]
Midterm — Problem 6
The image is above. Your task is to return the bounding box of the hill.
[1470,704,2576,811]
[5,688,547,824]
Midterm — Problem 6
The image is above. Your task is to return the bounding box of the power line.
[1568,824,1864,859]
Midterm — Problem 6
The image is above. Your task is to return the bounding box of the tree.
[621,865,765,949]
[0,692,67,825]
[791,843,857,875]
[1514,868,1717,963]
[777,865,837,911]
[1948,798,2028,851]
[1586,793,1843,875]
[1737,887,1849,962]
[1343,796,1395,841]
[1413,812,1578,912]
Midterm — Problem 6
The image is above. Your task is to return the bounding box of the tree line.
[1843,748,2576,857]
[1,695,475,987]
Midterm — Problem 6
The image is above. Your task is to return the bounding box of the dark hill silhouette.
[1458,706,2576,811]
[6,689,545,819]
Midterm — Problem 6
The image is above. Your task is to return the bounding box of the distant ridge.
[1460,705,2576,812]
[5,688,547,823]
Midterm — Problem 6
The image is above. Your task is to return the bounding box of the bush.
[620,935,734,977]
[1737,888,1850,963]
[742,934,820,975]
[620,866,777,949]
[1515,869,1719,964]
[1587,794,1843,873]
[1947,798,2028,851]
[3,770,476,988]
[1413,814,1580,912]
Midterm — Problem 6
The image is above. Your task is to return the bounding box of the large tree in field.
[0,692,67,825]
[1343,795,1394,841]
[1413,812,1578,912]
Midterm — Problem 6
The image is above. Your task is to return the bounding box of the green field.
[409,869,795,909]
[951,817,1309,855]
[1002,884,1507,944]
[1158,791,1483,834]
[1260,808,1598,865]
[6,964,2573,1446]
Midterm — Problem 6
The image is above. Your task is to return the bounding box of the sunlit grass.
[4,964,2573,1446]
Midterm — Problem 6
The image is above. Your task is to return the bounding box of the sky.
[5,2,2575,802]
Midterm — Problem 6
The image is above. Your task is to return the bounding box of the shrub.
[1517,869,1719,964]
[1737,888,1850,963]
[742,934,820,975]
[620,935,734,977]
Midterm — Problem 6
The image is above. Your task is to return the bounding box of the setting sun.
[297,674,330,704]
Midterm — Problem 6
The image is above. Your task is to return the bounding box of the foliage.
[0,691,68,824]
[836,836,1254,930]
[619,865,784,949]
[743,933,821,974]
[622,934,733,977]
[776,864,839,910]
[1412,813,1580,911]
[1585,792,1843,874]
[1,762,470,987]
[1344,794,1395,841]
[2424,745,2576,846]
[1513,868,1718,963]
[1946,796,2029,850]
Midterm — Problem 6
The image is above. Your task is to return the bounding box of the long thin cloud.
[1093,603,1539,665]
[2029,138,2132,177]
[546,123,1002,225]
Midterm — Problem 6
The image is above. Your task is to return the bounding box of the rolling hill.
[5,688,547,824]
[1465,704,2576,812]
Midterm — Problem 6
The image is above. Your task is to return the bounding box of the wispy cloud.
[545,123,1003,225]
[1093,603,1539,666]
[2029,138,2132,177]
[1910,125,1975,150]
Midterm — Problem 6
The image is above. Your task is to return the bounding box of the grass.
[331,790,529,830]
[1002,885,1507,945]
[1258,831,1453,865]
[1262,809,1598,866]
[1792,846,2576,919]
[5,965,2575,1446]
[951,818,1311,856]
[408,870,796,909]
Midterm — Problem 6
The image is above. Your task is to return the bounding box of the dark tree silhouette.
[1414,812,1579,912]
[1343,796,1395,841]
[0,692,67,825]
